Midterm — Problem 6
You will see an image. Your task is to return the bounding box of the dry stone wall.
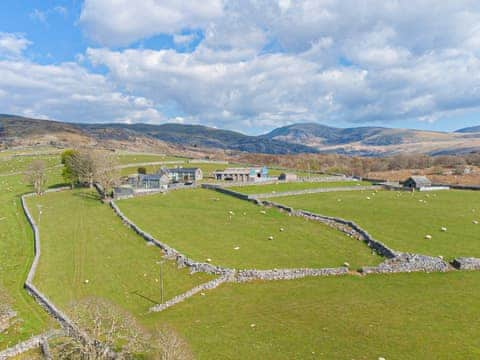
[235,267,349,282]
[249,185,380,199]
[0,331,61,360]
[21,189,92,347]
[110,201,231,275]
[361,253,450,274]
[452,257,480,270]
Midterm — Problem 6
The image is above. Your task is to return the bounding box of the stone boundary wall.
[110,200,231,275]
[260,200,398,259]
[0,331,62,360]
[21,188,90,346]
[235,267,349,282]
[452,257,480,270]
[249,185,380,199]
[149,273,234,313]
[434,184,480,191]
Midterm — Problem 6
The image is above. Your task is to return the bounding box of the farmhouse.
[214,167,269,182]
[129,173,170,190]
[162,167,203,182]
[403,176,432,190]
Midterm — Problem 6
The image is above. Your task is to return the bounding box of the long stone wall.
[260,200,398,259]
[110,200,231,275]
[149,273,234,312]
[249,185,380,199]
[235,267,349,282]
[20,188,92,348]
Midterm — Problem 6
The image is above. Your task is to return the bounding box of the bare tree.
[25,159,47,195]
[51,298,150,359]
[154,326,194,360]
[92,151,120,199]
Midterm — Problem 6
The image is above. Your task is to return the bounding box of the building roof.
[406,176,432,187]
[214,167,263,174]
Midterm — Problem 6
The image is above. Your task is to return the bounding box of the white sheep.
[234,246,240,250]
[280,227,285,232]
[425,234,432,240]
[268,236,274,240]
[84,279,89,284]
[206,258,212,262]
[473,220,479,225]
[343,262,350,267]
[440,227,447,232]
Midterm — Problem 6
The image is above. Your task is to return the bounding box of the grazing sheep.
[425,235,432,240]
[268,236,274,240]
[343,262,350,267]
[206,258,212,262]
[366,197,371,200]
[441,227,447,232]
[280,227,285,232]
[260,210,266,214]
[84,279,89,284]
[473,220,479,225]
[234,246,240,250]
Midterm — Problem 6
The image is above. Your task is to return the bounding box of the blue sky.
[1,0,480,134]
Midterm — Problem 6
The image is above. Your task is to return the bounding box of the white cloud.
[0,33,31,58]
[0,58,166,124]
[79,0,223,46]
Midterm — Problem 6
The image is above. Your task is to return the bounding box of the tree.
[25,160,47,195]
[51,298,149,359]
[93,151,120,199]
[137,166,147,175]
[62,149,80,187]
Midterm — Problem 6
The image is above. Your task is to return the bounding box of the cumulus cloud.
[0,58,167,124]
[0,33,31,58]
[79,0,223,46]
[4,1,480,132]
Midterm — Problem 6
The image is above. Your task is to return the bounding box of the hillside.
[456,126,480,133]
[78,123,318,155]
[263,123,480,156]
[2,114,480,156]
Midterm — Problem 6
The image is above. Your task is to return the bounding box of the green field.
[116,153,185,165]
[116,189,381,270]
[26,189,213,318]
[272,190,480,260]
[229,180,372,195]
[152,271,480,359]
[0,155,60,175]
[0,159,62,349]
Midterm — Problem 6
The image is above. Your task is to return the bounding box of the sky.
[1,1,480,134]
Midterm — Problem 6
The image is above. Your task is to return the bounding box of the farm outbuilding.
[403,176,432,190]
[214,167,269,183]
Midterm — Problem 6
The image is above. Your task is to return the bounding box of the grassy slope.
[26,189,213,318]
[0,162,61,349]
[229,180,372,195]
[116,154,184,165]
[0,155,59,175]
[272,190,480,260]
[117,189,381,269]
[152,272,480,360]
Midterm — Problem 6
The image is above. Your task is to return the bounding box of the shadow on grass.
[72,190,101,201]
[131,290,159,305]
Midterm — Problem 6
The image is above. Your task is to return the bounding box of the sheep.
[268,236,274,240]
[473,220,479,225]
[84,279,89,284]
[343,262,350,268]
[234,246,240,250]
[366,197,371,200]
[279,227,285,232]
[206,258,212,262]
[425,234,432,240]
[260,210,267,214]
[440,227,447,232]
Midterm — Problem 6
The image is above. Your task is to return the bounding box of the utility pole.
[157,260,164,303]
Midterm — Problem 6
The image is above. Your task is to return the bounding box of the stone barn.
[403,176,432,190]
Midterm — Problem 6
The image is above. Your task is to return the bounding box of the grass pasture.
[116,153,185,165]
[116,189,382,270]
[153,271,480,359]
[272,189,480,260]
[26,189,213,318]
[0,158,63,349]
[229,180,372,195]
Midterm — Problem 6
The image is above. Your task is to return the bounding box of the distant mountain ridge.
[1,114,480,156]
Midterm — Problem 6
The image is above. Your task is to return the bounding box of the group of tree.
[61,148,120,199]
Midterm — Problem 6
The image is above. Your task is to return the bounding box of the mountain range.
[1,114,480,156]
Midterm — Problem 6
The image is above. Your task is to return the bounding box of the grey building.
[214,167,269,182]
[162,167,203,182]
[403,176,432,190]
